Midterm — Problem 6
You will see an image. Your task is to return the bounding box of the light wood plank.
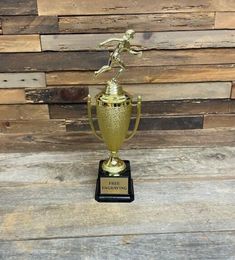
[37,0,235,15]
[59,13,214,33]
[0,231,234,259]
[0,73,45,88]
[41,31,235,51]
[204,114,235,128]
[46,65,235,84]
[0,104,49,120]
[2,16,58,34]
[0,35,41,52]
[89,82,232,101]
[0,120,66,134]
[215,12,235,29]
[0,179,234,240]
[0,0,37,15]
[0,89,25,104]
[1,129,235,152]
[0,147,235,184]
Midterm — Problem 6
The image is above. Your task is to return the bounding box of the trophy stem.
[102,151,126,176]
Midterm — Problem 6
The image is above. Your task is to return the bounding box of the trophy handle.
[125,96,142,141]
[87,95,103,141]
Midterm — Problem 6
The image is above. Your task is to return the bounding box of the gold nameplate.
[100,178,128,195]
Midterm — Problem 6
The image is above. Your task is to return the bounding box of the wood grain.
[0,120,66,134]
[0,231,234,259]
[37,0,235,15]
[215,12,235,29]
[2,16,58,34]
[41,31,235,51]
[231,83,235,99]
[0,73,45,88]
[0,89,25,104]
[66,115,203,132]
[26,87,88,103]
[1,129,235,152]
[0,105,49,120]
[89,82,232,101]
[0,0,37,15]
[0,19,2,34]
[204,114,235,128]
[0,35,41,52]
[0,52,109,72]
[46,66,235,84]
[59,13,214,33]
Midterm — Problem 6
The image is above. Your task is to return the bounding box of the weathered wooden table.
[0,147,234,259]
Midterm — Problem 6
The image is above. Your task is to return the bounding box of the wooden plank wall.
[1,0,235,146]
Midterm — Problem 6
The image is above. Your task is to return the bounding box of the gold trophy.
[87,29,142,202]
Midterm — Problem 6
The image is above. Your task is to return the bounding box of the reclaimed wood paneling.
[0,35,41,52]
[0,89,25,104]
[37,0,235,15]
[0,52,109,72]
[41,31,235,51]
[59,13,214,33]
[0,105,49,120]
[49,104,87,119]
[231,83,235,99]
[0,120,65,133]
[89,82,232,101]
[215,12,235,29]
[2,16,58,35]
[46,66,235,84]
[0,231,234,259]
[66,115,203,132]
[0,0,37,15]
[26,87,88,103]
[0,19,2,34]
[204,114,235,128]
[0,73,45,88]
[1,129,235,152]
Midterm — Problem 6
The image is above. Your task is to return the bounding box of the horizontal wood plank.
[0,104,49,120]
[89,82,232,101]
[0,120,66,134]
[0,35,41,52]
[41,31,235,51]
[49,99,235,119]
[66,115,203,132]
[37,0,235,15]
[231,83,235,99]
[0,18,2,34]
[0,231,234,259]
[26,87,88,103]
[0,73,45,88]
[2,16,58,34]
[215,12,235,29]
[0,0,37,15]
[0,89,25,104]
[46,66,235,84]
[1,129,235,152]
[204,114,235,128]
[59,13,214,33]
[0,52,109,72]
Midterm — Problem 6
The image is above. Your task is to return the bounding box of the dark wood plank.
[204,114,235,128]
[59,13,214,33]
[1,129,235,152]
[0,104,49,120]
[66,115,203,132]
[0,52,109,72]
[0,18,2,34]
[2,16,58,34]
[25,87,88,104]
[46,66,235,84]
[37,0,235,15]
[231,83,235,99]
[49,100,235,119]
[41,31,235,51]
[215,12,235,29]
[0,0,37,15]
[0,231,234,259]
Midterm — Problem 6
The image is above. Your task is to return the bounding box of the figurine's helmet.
[125,29,135,39]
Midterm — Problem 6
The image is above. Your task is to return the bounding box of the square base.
[95,160,134,203]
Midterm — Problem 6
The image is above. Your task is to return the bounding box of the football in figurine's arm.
[128,49,143,57]
[99,38,123,47]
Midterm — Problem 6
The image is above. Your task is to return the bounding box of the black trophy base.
[95,160,134,203]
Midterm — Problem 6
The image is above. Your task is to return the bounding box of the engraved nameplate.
[100,177,128,195]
